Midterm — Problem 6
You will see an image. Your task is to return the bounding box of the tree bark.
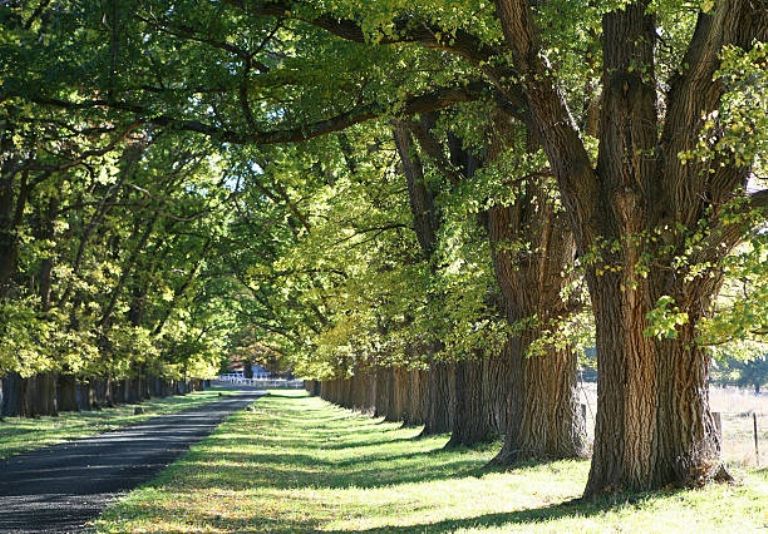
[483,354,509,436]
[493,337,586,463]
[447,358,495,447]
[57,375,79,412]
[391,367,408,422]
[404,369,425,426]
[374,367,392,420]
[75,380,94,411]
[1,373,27,417]
[26,374,57,417]
[421,362,452,435]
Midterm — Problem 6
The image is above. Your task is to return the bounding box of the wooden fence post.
[754,412,760,468]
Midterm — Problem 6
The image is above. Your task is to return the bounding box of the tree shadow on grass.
[321,494,646,533]
[95,495,323,534]
[185,449,484,490]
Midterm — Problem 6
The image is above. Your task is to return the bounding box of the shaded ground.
[95,391,768,533]
[0,390,262,534]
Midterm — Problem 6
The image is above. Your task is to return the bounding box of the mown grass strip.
[94,391,768,533]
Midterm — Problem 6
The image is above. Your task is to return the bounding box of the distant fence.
[215,376,304,389]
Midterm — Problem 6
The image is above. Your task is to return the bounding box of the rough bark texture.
[390,367,407,422]
[447,358,495,447]
[404,369,425,426]
[486,186,587,463]
[394,123,438,257]
[482,355,509,436]
[474,114,588,462]
[421,362,452,434]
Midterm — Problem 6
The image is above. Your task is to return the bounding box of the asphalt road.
[0,391,263,533]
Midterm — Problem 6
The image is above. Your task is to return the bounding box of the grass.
[0,388,229,460]
[94,391,768,533]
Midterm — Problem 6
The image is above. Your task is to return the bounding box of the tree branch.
[23,82,489,145]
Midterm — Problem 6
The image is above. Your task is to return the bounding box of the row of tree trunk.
[305,356,555,451]
[0,371,204,418]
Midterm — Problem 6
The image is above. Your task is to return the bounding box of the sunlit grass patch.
[94,391,768,533]
[0,388,229,460]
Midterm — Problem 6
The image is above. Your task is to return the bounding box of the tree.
[494,0,768,492]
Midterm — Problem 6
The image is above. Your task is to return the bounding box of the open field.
[94,391,768,533]
[0,388,230,460]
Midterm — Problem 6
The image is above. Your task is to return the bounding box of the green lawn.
[93,391,768,533]
[0,388,228,460]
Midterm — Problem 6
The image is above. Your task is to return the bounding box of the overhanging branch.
[21,81,489,145]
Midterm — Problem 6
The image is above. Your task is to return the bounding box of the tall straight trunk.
[1,373,27,417]
[404,369,425,426]
[448,358,495,447]
[391,367,409,422]
[75,380,94,411]
[374,367,392,420]
[112,379,126,404]
[57,375,79,412]
[483,355,510,435]
[421,362,452,435]
[26,373,57,417]
[0,133,29,300]
[92,378,111,407]
[494,335,586,463]
[385,368,399,421]
[346,377,354,408]
[129,377,140,403]
[350,371,374,413]
[486,176,586,463]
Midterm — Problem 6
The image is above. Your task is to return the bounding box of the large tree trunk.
[421,362,452,435]
[26,374,57,417]
[404,369,425,426]
[486,182,586,463]
[75,380,93,411]
[483,355,509,436]
[391,367,410,422]
[1,373,28,417]
[57,375,79,412]
[447,358,495,447]
[374,367,392,420]
[494,335,586,463]
[92,378,111,407]
[584,276,725,493]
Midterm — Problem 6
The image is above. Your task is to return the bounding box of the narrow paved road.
[0,391,263,534]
